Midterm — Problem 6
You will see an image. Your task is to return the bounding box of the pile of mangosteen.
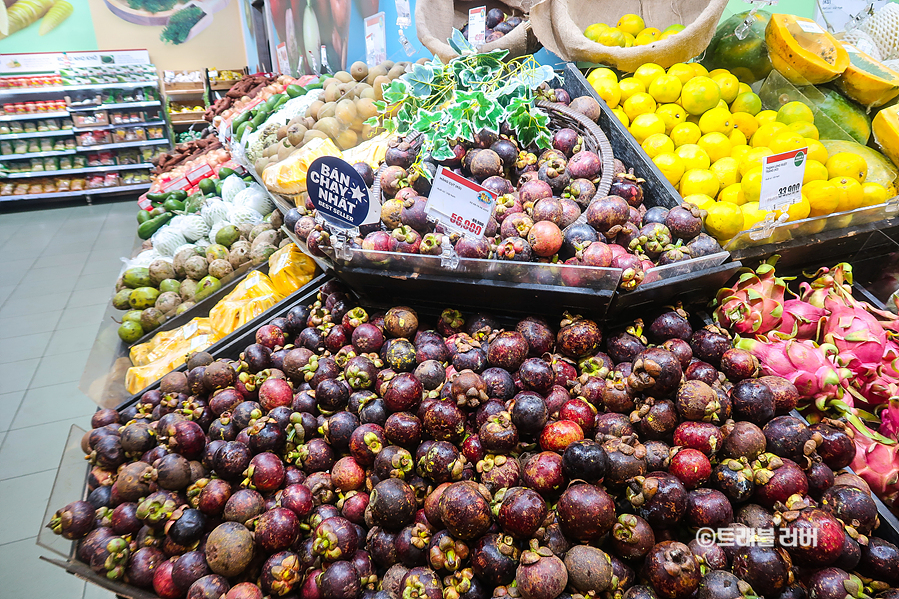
[288,90,722,291]
[50,281,899,599]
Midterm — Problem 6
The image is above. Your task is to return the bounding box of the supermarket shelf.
[75,138,169,152]
[0,82,158,96]
[74,120,166,132]
[0,129,73,140]
[0,183,151,202]
[165,88,206,95]
[0,111,70,122]
[5,163,154,179]
[0,149,76,161]
[171,119,208,126]
[68,101,162,112]
[210,82,236,91]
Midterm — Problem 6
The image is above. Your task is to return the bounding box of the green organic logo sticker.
[794,151,805,167]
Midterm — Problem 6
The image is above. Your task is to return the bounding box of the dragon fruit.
[880,399,899,440]
[735,337,850,407]
[713,259,787,335]
[849,423,899,507]
[821,301,889,377]
[770,299,827,340]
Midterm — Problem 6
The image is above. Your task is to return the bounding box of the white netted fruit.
[859,3,899,60]
[884,59,899,71]
[840,29,883,60]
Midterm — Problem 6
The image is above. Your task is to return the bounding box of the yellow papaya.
[835,44,899,108]
[873,104,899,170]
[765,14,850,85]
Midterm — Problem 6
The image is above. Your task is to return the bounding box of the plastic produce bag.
[126,317,221,393]
[221,175,247,203]
[262,137,343,195]
[268,243,318,297]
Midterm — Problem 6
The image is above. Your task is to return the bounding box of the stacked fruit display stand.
[35,5,899,599]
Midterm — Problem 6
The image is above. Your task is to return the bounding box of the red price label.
[162,176,191,192]
[138,194,152,211]
[187,163,214,184]
[449,213,483,236]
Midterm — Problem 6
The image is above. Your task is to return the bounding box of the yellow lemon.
[739,147,773,176]
[667,63,695,85]
[826,152,868,183]
[756,110,778,125]
[588,67,618,85]
[675,143,711,170]
[633,63,667,89]
[592,79,622,109]
[622,32,635,47]
[862,182,889,206]
[642,133,675,158]
[659,29,679,40]
[611,107,629,127]
[670,122,702,147]
[731,112,759,139]
[656,103,687,133]
[788,121,818,139]
[776,194,811,222]
[619,77,646,102]
[769,131,806,154]
[597,28,628,47]
[740,202,771,229]
[751,122,787,148]
[691,63,709,77]
[731,144,751,162]
[805,139,828,163]
[715,100,730,111]
[698,108,733,135]
[704,200,744,242]
[623,92,657,121]
[648,74,682,103]
[684,193,715,210]
[803,159,829,184]
[635,28,661,45]
[629,113,666,144]
[680,77,721,115]
[738,83,753,96]
[720,182,745,205]
[584,22,610,42]
[804,180,840,216]
[616,13,645,37]
[729,129,748,147]
[711,72,740,104]
[653,152,685,185]
[777,101,815,124]
[730,92,763,115]
[698,132,732,163]
[830,176,864,211]
[680,168,720,198]
[741,167,764,202]
[711,156,740,187]
[686,114,701,126]
[708,69,730,78]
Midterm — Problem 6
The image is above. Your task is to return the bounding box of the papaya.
[834,44,899,108]
[765,14,850,85]
[703,10,773,84]
[873,104,899,170]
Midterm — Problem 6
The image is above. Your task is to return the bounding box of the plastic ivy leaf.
[430,138,454,162]
[401,62,436,98]
[448,29,476,55]
[513,64,556,91]
[506,100,551,149]
[412,109,443,133]
[383,79,409,104]
[363,115,379,127]
[373,100,387,112]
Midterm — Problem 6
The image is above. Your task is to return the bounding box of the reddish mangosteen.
[586,195,630,236]
[478,453,521,492]
[531,197,564,226]
[609,176,644,207]
[552,128,582,156]
[539,420,583,453]
[807,460,835,497]
[810,421,855,470]
[519,179,553,206]
[568,150,602,180]
[752,454,808,508]
[759,375,800,414]
[516,540,568,599]
[662,338,693,369]
[527,220,563,257]
[665,204,703,240]
[564,178,597,207]
[688,540,728,571]
[559,198,582,228]
[500,212,533,239]
[556,314,602,359]
[606,327,647,364]
[671,449,713,489]
[437,482,492,540]
[643,541,702,599]
[685,488,733,528]
[731,545,793,597]
[719,348,759,381]
[256,324,285,350]
[127,546,166,588]
[454,236,491,259]
[384,373,424,412]
[385,413,422,448]
[684,360,719,385]
[674,421,724,457]
[312,516,357,561]
[557,483,615,542]
[611,513,655,560]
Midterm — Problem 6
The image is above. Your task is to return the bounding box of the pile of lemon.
[586,63,893,244]
[584,14,684,48]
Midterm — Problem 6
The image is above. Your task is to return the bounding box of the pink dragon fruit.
[820,300,889,377]
[849,423,899,507]
[735,337,850,406]
[713,259,787,336]
[770,299,827,340]
[879,399,899,440]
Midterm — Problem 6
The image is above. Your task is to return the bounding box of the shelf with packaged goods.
[0,149,76,161]
[74,138,169,152]
[0,183,152,202]
[5,163,154,179]
[0,129,74,140]
[73,120,166,133]
[0,82,159,96]
[0,111,70,122]
[67,101,162,112]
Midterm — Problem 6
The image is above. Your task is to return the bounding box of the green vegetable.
[149,206,167,217]
[218,167,234,178]
[126,0,176,12]
[185,193,205,213]
[235,122,250,140]
[138,213,174,240]
[286,85,305,98]
[231,112,250,129]
[163,198,185,212]
[137,210,152,224]
[168,190,188,201]
[146,192,169,201]
[304,83,323,91]
[159,5,205,45]
[198,178,216,195]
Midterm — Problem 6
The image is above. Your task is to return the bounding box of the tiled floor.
[0,200,135,599]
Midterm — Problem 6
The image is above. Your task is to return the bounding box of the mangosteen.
[557,483,615,542]
[516,540,568,599]
[611,513,655,560]
[643,541,702,599]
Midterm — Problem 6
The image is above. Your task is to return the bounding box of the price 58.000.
[450,213,483,236]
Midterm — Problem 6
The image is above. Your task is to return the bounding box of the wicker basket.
[416,0,541,62]
[530,0,729,72]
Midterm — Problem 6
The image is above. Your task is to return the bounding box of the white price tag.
[182,319,200,339]
[424,168,496,239]
[246,270,262,289]
[137,196,152,210]
[364,13,388,66]
[468,7,487,46]
[796,19,825,34]
[399,30,416,56]
[190,335,209,352]
[395,0,411,27]
[276,43,290,74]
[759,147,808,212]
[275,249,292,271]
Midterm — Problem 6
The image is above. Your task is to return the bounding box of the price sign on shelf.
[307,156,380,228]
[276,43,290,75]
[364,12,388,66]
[425,168,496,239]
[759,147,808,212]
[395,0,411,27]
[468,7,487,46]
[137,194,153,211]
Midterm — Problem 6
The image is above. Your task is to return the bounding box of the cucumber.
[286,84,305,98]
[146,192,169,201]
[231,111,250,129]
[235,122,250,140]
[163,198,185,212]
[168,190,188,201]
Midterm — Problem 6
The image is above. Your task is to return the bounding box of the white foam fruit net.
[859,3,899,60]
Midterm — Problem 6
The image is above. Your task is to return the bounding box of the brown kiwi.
[314,116,342,140]
[350,62,369,82]
[387,64,406,79]
[306,100,324,119]
[416,57,428,65]
[355,97,378,120]
[316,102,337,120]
[255,156,269,177]
[335,99,357,125]
[334,71,354,83]
[303,130,329,143]
[382,60,395,70]
[360,87,375,100]
[277,142,293,161]
[277,125,288,140]
[324,84,342,103]
[365,65,388,82]
[360,123,380,140]
[303,117,316,130]
[336,129,358,150]
[263,144,278,158]
[373,75,391,101]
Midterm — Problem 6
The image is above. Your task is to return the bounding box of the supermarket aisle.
[0,200,132,599]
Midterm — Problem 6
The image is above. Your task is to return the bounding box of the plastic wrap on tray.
[126,318,221,394]
[268,243,318,297]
